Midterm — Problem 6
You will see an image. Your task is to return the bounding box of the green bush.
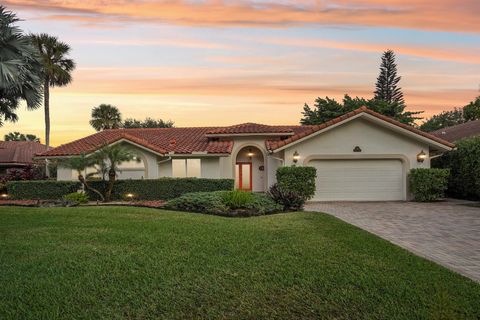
[276,166,316,200]
[221,190,254,209]
[165,191,282,217]
[86,178,234,201]
[63,192,89,204]
[6,178,233,201]
[433,137,480,200]
[268,183,305,211]
[6,180,80,200]
[409,168,450,202]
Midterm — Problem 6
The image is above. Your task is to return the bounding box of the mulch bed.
[0,200,166,208]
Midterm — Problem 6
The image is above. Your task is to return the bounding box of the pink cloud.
[4,0,479,33]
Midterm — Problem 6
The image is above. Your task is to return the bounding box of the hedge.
[408,168,450,202]
[86,178,234,201]
[7,178,234,201]
[276,166,317,200]
[7,181,80,200]
[433,136,480,200]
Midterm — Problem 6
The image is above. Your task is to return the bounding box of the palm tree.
[0,6,43,126]
[30,33,75,151]
[60,154,104,202]
[94,144,138,202]
[89,104,122,131]
[4,131,40,142]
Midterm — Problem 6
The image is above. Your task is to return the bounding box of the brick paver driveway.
[305,200,480,282]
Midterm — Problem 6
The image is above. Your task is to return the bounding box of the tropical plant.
[419,108,465,132]
[93,144,138,202]
[374,50,404,106]
[63,192,89,204]
[60,154,104,201]
[4,131,40,142]
[90,104,122,131]
[420,96,480,132]
[29,33,75,151]
[122,117,174,128]
[301,94,422,126]
[463,96,480,122]
[0,6,43,126]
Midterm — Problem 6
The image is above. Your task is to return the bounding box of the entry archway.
[235,146,265,192]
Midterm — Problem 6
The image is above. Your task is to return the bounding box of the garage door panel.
[311,159,404,201]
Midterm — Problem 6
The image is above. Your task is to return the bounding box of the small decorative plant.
[63,192,89,204]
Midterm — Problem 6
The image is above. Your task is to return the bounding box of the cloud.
[5,0,480,33]
[262,37,480,64]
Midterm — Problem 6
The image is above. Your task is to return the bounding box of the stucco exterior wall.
[282,118,429,169]
[200,158,221,179]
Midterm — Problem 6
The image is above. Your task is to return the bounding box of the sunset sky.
[2,0,480,146]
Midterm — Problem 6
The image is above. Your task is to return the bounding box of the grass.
[0,206,479,319]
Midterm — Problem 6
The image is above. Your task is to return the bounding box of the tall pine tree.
[374,50,404,106]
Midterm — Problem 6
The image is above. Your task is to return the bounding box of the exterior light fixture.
[125,193,135,201]
[0,193,8,199]
[293,151,300,164]
[247,148,254,158]
[417,150,427,163]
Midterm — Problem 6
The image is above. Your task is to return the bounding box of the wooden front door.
[235,162,252,191]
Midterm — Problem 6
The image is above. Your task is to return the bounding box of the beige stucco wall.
[281,118,429,168]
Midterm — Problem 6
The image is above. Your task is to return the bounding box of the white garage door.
[310,159,404,201]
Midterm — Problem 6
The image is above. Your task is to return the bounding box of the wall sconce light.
[417,150,427,163]
[293,150,300,164]
[247,148,254,158]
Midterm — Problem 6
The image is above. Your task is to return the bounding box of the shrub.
[6,178,233,201]
[7,181,80,200]
[409,168,450,202]
[63,192,89,204]
[433,137,480,200]
[268,183,305,211]
[86,178,234,201]
[221,190,254,209]
[276,166,316,201]
[165,191,282,217]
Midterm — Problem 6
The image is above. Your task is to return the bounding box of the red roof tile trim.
[0,141,49,164]
[206,123,295,135]
[266,106,455,151]
[40,127,234,157]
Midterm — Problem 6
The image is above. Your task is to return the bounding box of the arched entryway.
[235,146,265,192]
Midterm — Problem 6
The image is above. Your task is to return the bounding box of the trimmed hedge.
[7,181,80,200]
[433,136,480,200]
[86,178,234,201]
[7,178,233,201]
[276,166,317,200]
[409,168,450,202]
[165,191,282,217]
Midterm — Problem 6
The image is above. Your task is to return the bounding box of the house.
[0,141,49,175]
[38,107,453,201]
[430,119,480,143]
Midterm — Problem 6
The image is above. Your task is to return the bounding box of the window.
[172,159,201,178]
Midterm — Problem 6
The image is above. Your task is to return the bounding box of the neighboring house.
[430,119,480,143]
[38,107,453,201]
[0,141,49,175]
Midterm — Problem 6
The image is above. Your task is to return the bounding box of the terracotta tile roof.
[266,106,455,151]
[40,127,234,157]
[0,141,49,165]
[206,123,297,135]
[430,120,480,142]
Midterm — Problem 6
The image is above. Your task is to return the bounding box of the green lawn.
[0,207,479,319]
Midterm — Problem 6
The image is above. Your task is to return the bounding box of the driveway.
[305,200,480,283]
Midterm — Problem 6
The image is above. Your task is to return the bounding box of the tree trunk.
[105,169,116,202]
[44,80,50,177]
[78,174,104,202]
